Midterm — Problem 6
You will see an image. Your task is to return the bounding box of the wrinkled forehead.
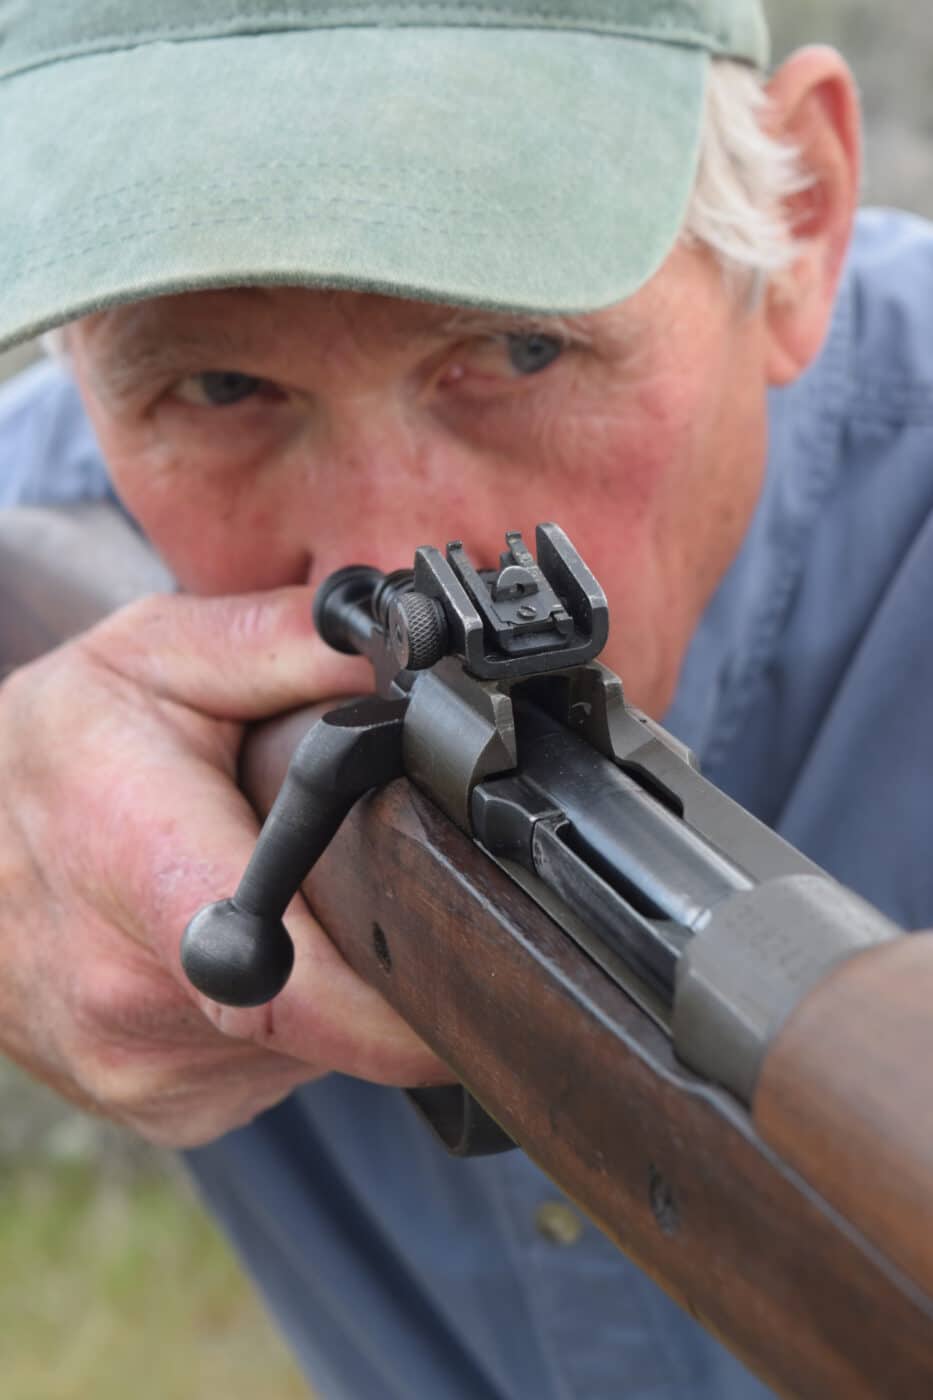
[69,284,612,408]
[74,285,601,359]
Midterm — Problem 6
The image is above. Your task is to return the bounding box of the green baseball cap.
[0,1,769,351]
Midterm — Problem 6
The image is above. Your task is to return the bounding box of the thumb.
[81,587,374,720]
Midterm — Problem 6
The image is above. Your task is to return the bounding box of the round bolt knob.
[312,565,384,654]
[181,898,295,1007]
[388,592,448,671]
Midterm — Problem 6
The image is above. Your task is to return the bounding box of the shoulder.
[846,204,933,366]
[0,357,113,508]
[671,210,933,926]
[740,206,933,701]
[846,207,933,402]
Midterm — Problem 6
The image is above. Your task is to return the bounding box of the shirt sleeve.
[0,358,114,508]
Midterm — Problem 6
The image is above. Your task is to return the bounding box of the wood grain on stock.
[243,713,933,1400]
[755,935,933,1301]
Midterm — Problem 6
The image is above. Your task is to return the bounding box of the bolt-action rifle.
[3,506,933,1398]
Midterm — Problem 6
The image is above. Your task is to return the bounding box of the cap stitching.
[33,163,576,214]
[17,194,585,279]
[14,155,635,259]
[8,2,728,40]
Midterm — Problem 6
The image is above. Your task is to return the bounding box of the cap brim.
[0,27,707,349]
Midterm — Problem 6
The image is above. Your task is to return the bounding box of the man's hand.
[0,588,449,1147]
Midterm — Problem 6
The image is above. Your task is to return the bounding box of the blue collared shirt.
[3,209,932,1398]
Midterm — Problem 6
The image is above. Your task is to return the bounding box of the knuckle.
[77,592,179,682]
[75,1053,158,1121]
[76,1059,195,1147]
[93,591,176,645]
[69,960,145,1043]
[129,1080,294,1150]
[227,595,274,647]
[66,961,178,1112]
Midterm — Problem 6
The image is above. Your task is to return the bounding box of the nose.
[297,404,488,590]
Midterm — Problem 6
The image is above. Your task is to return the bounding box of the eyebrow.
[86,320,265,403]
[84,298,595,403]
[437,308,595,346]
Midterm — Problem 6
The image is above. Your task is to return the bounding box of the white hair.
[40,325,69,360]
[684,59,812,298]
[43,58,808,362]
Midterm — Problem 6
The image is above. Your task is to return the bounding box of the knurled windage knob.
[387,592,449,670]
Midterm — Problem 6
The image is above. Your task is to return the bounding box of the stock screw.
[517,604,538,620]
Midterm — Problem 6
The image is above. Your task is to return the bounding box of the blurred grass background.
[2,3,931,1397]
[0,1070,308,1399]
[1,1162,308,1399]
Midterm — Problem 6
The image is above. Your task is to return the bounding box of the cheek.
[105,438,309,594]
[516,373,697,547]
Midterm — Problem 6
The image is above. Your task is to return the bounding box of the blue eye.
[505,334,564,376]
[197,371,263,406]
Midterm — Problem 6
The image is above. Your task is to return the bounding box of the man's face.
[69,242,771,716]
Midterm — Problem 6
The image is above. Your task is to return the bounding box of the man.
[2,2,929,1396]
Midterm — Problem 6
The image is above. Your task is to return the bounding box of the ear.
[763,47,862,386]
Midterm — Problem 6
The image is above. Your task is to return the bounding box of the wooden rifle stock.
[3,504,933,1398]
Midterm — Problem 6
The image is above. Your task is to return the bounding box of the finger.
[203,898,454,1089]
[46,930,329,1148]
[80,752,448,1087]
[81,587,374,720]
